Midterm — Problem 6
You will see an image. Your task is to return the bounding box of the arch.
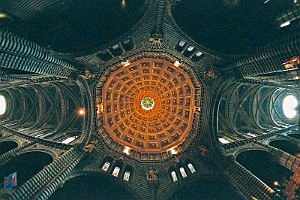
[168,178,243,200]
[269,139,300,158]
[218,98,231,137]
[232,147,270,159]
[236,150,293,189]
[0,151,53,188]
[0,141,18,155]
[288,133,300,140]
[49,175,138,200]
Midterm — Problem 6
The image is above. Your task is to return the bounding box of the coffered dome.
[96,57,202,160]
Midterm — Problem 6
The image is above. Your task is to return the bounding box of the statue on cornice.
[199,145,208,156]
[146,169,159,199]
[204,68,216,79]
[146,169,158,181]
[83,140,99,153]
[82,69,96,79]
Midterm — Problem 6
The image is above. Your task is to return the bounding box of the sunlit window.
[195,51,203,57]
[280,21,291,28]
[246,132,257,137]
[102,162,110,172]
[61,136,77,144]
[283,95,298,119]
[171,171,178,182]
[219,138,230,144]
[0,95,6,115]
[123,171,131,181]
[170,148,177,155]
[188,163,196,174]
[187,46,194,51]
[179,167,187,178]
[179,41,186,47]
[112,167,120,177]
[123,146,130,155]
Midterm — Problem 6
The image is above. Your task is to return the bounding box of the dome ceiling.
[96,58,202,160]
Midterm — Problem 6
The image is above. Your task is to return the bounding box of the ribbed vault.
[0,81,84,143]
[218,82,299,143]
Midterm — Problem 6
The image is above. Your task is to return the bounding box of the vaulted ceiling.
[1,0,298,54]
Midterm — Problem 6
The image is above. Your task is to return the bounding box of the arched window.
[123,165,134,182]
[101,162,111,172]
[123,171,131,181]
[179,167,187,178]
[188,163,196,174]
[171,171,178,182]
[112,166,120,177]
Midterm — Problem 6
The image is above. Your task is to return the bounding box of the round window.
[282,95,298,119]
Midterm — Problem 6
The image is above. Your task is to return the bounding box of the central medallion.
[134,91,161,118]
[141,97,155,110]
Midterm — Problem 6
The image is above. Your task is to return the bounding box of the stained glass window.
[179,167,187,178]
[101,162,110,172]
[171,171,178,182]
[123,171,131,181]
[112,167,120,177]
[188,163,196,174]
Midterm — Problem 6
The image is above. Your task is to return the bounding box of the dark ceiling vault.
[172,0,296,54]
[1,0,147,53]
